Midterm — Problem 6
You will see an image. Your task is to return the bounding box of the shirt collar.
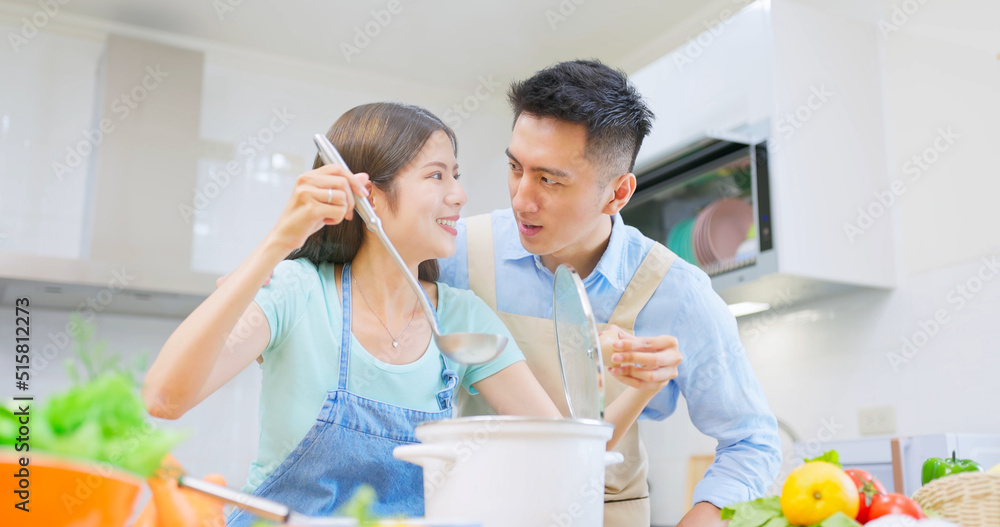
[589,213,629,290]
[499,212,630,291]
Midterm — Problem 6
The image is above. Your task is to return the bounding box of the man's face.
[506,114,613,261]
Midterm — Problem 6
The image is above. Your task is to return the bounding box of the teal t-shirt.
[242,258,525,493]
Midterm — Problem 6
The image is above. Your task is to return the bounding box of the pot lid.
[553,265,605,420]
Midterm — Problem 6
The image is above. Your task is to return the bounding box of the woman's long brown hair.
[286,102,458,281]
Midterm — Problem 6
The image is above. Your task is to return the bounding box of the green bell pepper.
[921,451,984,485]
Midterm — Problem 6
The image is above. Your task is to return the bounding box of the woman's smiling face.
[373,129,466,263]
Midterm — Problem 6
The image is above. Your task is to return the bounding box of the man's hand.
[677,501,726,527]
[600,324,682,392]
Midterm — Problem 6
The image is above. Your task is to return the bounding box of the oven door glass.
[621,147,758,277]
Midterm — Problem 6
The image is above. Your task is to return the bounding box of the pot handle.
[393,444,458,467]
[604,452,625,466]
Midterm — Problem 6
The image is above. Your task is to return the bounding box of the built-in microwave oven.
[621,137,772,280]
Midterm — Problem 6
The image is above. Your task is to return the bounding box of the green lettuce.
[804,450,842,468]
[0,315,185,477]
[721,496,861,527]
[336,485,379,525]
[1,372,185,477]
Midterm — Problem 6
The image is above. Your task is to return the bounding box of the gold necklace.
[352,271,418,348]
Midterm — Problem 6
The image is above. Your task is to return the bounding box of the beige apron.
[457,214,676,527]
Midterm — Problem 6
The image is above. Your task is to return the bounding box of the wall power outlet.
[858,405,897,436]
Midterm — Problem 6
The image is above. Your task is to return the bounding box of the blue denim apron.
[226,262,458,526]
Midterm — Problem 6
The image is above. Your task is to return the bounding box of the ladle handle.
[178,475,291,523]
[312,134,441,335]
[312,136,379,230]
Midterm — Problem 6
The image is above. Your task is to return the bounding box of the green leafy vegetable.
[721,496,861,527]
[335,485,379,526]
[722,497,790,527]
[0,315,185,477]
[805,450,842,468]
[815,512,862,527]
[63,313,149,385]
[0,405,17,445]
[1,372,185,477]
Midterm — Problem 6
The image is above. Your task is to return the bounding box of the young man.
[438,60,781,527]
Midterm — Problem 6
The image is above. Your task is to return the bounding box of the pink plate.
[706,198,754,262]
[693,201,717,266]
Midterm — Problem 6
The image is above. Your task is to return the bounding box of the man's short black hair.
[508,59,654,177]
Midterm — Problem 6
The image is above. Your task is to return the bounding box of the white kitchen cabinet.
[764,0,895,290]
[628,0,896,308]
[632,1,773,171]
[87,35,207,290]
[0,34,216,317]
[0,26,103,260]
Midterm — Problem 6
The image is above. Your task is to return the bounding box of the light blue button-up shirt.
[438,208,781,508]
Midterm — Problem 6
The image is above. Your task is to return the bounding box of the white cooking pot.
[393,416,623,527]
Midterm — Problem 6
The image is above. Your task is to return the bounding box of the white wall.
[640,0,1000,524]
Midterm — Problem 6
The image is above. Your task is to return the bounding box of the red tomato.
[869,493,926,520]
[844,468,888,523]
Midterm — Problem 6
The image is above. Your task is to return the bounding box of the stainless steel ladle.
[178,475,356,526]
[313,134,507,365]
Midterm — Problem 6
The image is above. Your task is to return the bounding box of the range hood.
[1,34,213,318]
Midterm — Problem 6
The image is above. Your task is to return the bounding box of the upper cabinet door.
[0,27,104,259]
[632,2,773,172]
[0,33,216,299]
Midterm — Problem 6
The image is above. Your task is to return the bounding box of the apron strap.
[465,214,498,311]
[436,355,458,413]
[338,263,353,392]
[343,261,456,412]
[607,243,677,330]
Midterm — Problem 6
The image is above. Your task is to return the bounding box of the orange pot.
[0,449,142,527]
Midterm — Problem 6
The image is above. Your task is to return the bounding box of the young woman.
[142,102,669,523]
